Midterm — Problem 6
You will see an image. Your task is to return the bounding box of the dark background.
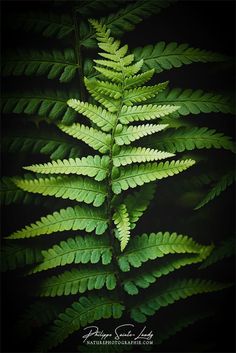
[1,1,235,352]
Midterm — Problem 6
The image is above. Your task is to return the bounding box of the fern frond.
[84,79,123,99]
[153,88,234,115]
[150,127,236,153]
[118,232,210,272]
[11,12,73,39]
[3,128,81,160]
[130,279,231,322]
[123,82,168,105]
[2,91,79,124]
[93,66,123,83]
[30,236,112,274]
[85,78,120,112]
[14,175,107,207]
[124,69,155,89]
[7,205,108,239]
[2,49,77,82]
[200,237,235,269]
[123,250,213,295]
[16,301,64,338]
[119,104,180,124]
[24,155,109,181]
[1,243,43,272]
[195,172,235,210]
[112,159,195,194]
[156,310,213,345]
[58,123,111,153]
[67,98,116,132]
[39,296,124,351]
[113,204,131,251]
[1,176,37,205]
[114,123,168,145]
[133,42,229,73]
[113,146,174,167]
[123,184,156,229]
[38,267,116,297]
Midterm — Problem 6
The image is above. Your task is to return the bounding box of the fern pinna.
[1,18,233,352]
[1,2,235,352]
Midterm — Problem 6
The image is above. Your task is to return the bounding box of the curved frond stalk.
[118,232,212,272]
[30,236,112,274]
[195,172,235,210]
[112,159,195,194]
[123,248,213,295]
[38,296,124,351]
[113,146,174,167]
[114,123,168,146]
[2,49,77,82]
[1,243,43,272]
[23,155,110,181]
[113,204,131,251]
[152,88,235,116]
[38,267,116,297]
[150,127,236,153]
[11,12,73,39]
[3,128,81,160]
[67,99,116,132]
[130,279,231,322]
[199,237,235,269]
[133,42,230,73]
[14,175,107,207]
[119,104,180,124]
[1,91,79,124]
[7,205,108,239]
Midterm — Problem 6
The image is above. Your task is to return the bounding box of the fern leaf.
[123,82,168,105]
[14,176,107,207]
[1,243,43,272]
[38,267,116,297]
[24,155,109,181]
[114,123,168,146]
[3,128,81,160]
[123,250,213,295]
[1,91,79,124]
[1,176,37,205]
[7,205,108,239]
[123,183,156,229]
[133,42,229,73]
[30,236,112,274]
[84,79,123,99]
[16,301,64,338]
[113,146,174,167]
[93,66,123,83]
[113,204,131,251]
[39,296,124,351]
[11,12,73,39]
[124,69,155,89]
[85,78,120,112]
[2,49,77,82]
[195,172,235,210]
[67,98,116,132]
[200,237,235,269]
[150,127,236,153]
[130,278,231,322]
[119,104,180,124]
[118,232,211,272]
[58,123,111,153]
[112,159,195,194]
[98,0,174,37]
[152,88,234,115]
